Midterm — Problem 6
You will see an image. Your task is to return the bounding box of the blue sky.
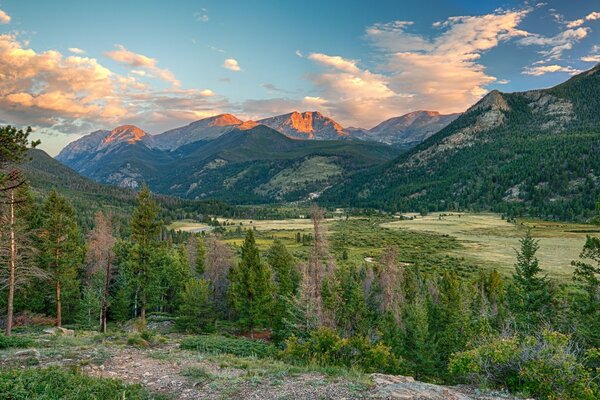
[0,0,599,155]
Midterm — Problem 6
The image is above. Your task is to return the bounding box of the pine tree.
[129,184,161,323]
[570,198,600,347]
[177,278,215,333]
[39,190,84,327]
[509,230,552,331]
[228,229,273,337]
[267,240,300,343]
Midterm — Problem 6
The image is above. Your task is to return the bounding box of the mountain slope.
[56,125,401,203]
[22,149,237,226]
[360,111,460,145]
[152,114,247,150]
[321,64,600,221]
[258,111,349,140]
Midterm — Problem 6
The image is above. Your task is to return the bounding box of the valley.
[1,16,600,399]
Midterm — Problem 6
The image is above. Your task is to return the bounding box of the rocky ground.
[0,332,521,400]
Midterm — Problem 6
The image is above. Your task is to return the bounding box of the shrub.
[0,334,33,349]
[0,367,159,399]
[281,327,406,374]
[449,330,599,400]
[180,334,276,358]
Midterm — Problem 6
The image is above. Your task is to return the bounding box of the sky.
[0,0,599,155]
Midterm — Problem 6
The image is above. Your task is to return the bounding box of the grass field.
[170,212,597,280]
[381,212,599,279]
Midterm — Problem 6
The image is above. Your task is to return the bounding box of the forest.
[1,125,599,400]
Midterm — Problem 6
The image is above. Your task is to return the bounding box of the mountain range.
[322,64,600,221]
[51,64,600,220]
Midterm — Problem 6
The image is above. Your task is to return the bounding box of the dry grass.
[381,212,599,279]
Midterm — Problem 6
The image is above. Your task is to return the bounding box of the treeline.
[1,126,599,399]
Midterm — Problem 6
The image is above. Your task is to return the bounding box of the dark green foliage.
[509,230,553,331]
[177,279,215,333]
[267,240,300,343]
[282,327,407,374]
[180,335,276,358]
[0,367,159,399]
[59,125,402,204]
[39,190,84,325]
[569,199,600,347]
[228,230,273,335]
[0,334,33,349]
[449,330,599,400]
[321,67,600,222]
[0,125,39,186]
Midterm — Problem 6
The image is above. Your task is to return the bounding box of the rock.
[57,327,74,336]
[42,326,74,336]
[14,349,41,358]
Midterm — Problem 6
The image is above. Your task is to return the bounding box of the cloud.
[303,9,530,127]
[0,33,228,152]
[519,27,589,60]
[68,47,85,54]
[194,9,209,22]
[262,83,293,94]
[581,45,600,63]
[105,44,180,86]
[0,9,10,24]
[566,11,600,28]
[0,34,129,125]
[295,50,303,58]
[223,58,241,71]
[522,64,581,75]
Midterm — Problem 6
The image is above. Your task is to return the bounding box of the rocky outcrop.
[258,111,348,140]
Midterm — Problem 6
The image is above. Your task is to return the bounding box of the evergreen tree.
[228,229,273,337]
[267,240,300,343]
[39,190,84,327]
[177,278,215,333]
[129,184,161,322]
[570,197,600,347]
[509,230,552,331]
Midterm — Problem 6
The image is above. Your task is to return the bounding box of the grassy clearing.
[180,335,277,358]
[381,212,598,279]
[0,367,163,400]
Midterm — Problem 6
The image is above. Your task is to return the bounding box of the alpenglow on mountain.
[321,63,600,221]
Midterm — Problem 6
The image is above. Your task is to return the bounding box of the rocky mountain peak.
[103,125,147,145]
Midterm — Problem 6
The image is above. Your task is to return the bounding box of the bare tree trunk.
[56,280,62,327]
[100,257,112,333]
[5,189,15,336]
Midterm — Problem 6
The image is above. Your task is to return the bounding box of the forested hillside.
[322,64,600,221]
[57,125,401,203]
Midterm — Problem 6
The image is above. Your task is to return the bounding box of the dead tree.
[85,211,116,333]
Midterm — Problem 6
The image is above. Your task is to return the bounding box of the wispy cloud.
[581,45,600,63]
[522,64,581,75]
[519,27,589,61]
[68,47,85,54]
[0,9,10,24]
[302,9,530,127]
[223,58,241,71]
[105,44,181,87]
[194,8,209,22]
[566,11,600,28]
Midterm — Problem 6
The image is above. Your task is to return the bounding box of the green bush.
[282,327,406,374]
[0,367,161,399]
[0,334,33,349]
[449,330,599,400]
[180,334,276,358]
